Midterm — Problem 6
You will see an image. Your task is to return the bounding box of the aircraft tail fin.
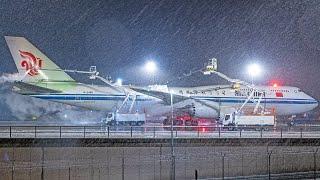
[5,36,75,83]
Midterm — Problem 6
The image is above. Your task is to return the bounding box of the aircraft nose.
[310,97,318,109]
[314,99,319,108]
[305,92,318,110]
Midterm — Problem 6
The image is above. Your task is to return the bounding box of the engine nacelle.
[190,103,219,118]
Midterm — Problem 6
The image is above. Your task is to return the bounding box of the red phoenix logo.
[19,50,43,76]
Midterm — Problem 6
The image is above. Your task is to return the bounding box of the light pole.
[170,90,175,180]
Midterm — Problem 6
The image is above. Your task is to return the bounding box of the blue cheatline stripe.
[31,93,312,101]
[192,96,316,101]
[205,99,317,104]
[193,97,318,104]
[29,94,151,101]
[29,94,317,104]
[33,93,126,96]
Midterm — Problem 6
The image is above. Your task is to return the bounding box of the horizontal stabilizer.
[13,81,62,95]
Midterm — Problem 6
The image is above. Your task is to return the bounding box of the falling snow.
[0,0,320,120]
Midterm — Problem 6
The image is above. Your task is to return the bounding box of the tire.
[227,123,236,131]
[131,121,138,126]
[110,121,116,126]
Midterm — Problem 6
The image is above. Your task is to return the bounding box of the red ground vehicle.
[163,114,216,131]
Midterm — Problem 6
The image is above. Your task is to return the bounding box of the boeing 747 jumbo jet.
[4,36,318,120]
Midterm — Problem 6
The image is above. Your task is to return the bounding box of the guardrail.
[0,125,320,138]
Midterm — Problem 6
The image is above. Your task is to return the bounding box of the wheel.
[130,121,137,126]
[124,121,130,126]
[110,121,116,126]
[227,123,236,131]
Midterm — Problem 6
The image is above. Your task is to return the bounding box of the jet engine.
[189,102,219,118]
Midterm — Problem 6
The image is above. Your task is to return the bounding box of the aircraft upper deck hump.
[4,36,75,83]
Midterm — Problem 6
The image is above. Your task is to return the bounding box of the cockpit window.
[298,89,302,92]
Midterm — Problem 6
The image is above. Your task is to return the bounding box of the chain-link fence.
[0,146,319,180]
[1,125,320,138]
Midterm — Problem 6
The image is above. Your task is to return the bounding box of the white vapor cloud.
[0,73,23,83]
[0,83,104,124]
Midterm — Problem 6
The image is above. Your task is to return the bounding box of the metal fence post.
[159,145,162,180]
[314,149,318,179]
[11,163,14,180]
[35,126,37,138]
[41,146,44,180]
[11,146,14,180]
[153,127,156,138]
[41,166,44,180]
[122,156,125,180]
[83,126,86,138]
[241,153,244,176]
[300,128,303,138]
[219,127,221,138]
[9,126,11,138]
[197,127,200,137]
[153,151,156,180]
[68,167,71,180]
[184,149,187,179]
[107,126,110,138]
[138,151,141,180]
[195,169,198,180]
[171,155,175,180]
[222,153,225,180]
[268,151,272,180]
[130,126,133,138]
[240,128,242,138]
[280,128,282,138]
[260,128,262,138]
[98,168,100,180]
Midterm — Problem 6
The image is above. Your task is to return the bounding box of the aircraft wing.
[200,85,233,92]
[130,87,189,105]
[130,87,220,111]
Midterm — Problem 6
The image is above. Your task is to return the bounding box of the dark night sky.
[1,0,320,101]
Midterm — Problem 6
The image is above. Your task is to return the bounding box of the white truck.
[222,113,275,129]
[101,113,146,126]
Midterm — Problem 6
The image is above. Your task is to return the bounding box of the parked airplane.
[4,36,318,120]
